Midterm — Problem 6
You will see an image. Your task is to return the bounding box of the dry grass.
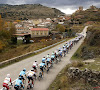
[71,25,84,33]
[71,61,84,67]
[0,39,61,62]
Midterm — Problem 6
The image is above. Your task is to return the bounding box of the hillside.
[72,6,100,23]
[0,4,64,21]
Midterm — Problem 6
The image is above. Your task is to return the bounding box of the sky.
[0,0,100,14]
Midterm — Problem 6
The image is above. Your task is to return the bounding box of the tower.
[79,6,83,11]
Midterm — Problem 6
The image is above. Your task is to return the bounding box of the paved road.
[0,26,88,90]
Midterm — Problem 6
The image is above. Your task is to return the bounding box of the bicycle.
[50,60,54,68]
[38,71,43,81]
[46,64,50,74]
[58,55,61,62]
[27,77,35,89]
[55,55,58,64]
[14,85,24,90]
[63,51,66,57]
[3,84,13,90]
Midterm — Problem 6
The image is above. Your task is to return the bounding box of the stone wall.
[68,67,100,86]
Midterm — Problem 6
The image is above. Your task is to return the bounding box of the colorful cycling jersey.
[19,71,26,76]
[39,63,46,68]
[51,55,55,58]
[58,50,62,55]
[33,62,38,67]
[67,44,69,48]
[15,79,23,86]
[28,71,36,77]
[42,58,46,62]
[46,58,51,62]
[63,47,66,51]
[3,77,11,85]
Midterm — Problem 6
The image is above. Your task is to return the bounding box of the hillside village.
[5,15,73,44]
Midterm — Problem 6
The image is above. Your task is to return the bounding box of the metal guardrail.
[0,39,66,68]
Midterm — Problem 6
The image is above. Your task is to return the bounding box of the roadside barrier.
[0,39,66,68]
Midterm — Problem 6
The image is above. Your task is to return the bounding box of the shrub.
[71,61,84,67]
[0,40,5,52]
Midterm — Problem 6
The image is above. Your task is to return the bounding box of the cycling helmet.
[31,69,34,71]
[7,74,10,78]
[23,68,26,71]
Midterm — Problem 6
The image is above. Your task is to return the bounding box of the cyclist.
[39,62,46,75]
[55,49,59,60]
[47,54,50,58]
[66,44,69,53]
[19,68,26,83]
[63,46,66,56]
[58,47,63,57]
[3,74,12,90]
[58,49,62,61]
[46,56,51,67]
[27,69,36,87]
[51,52,55,62]
[33,61,38,72]
[14,77,24,89]
[42,57,46,63]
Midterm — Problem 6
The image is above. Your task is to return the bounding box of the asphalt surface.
[0,26,88,90]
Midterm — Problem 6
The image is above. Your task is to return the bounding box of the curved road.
[0,26,88,90]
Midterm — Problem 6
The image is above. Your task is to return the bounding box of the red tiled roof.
[30,28,49,31]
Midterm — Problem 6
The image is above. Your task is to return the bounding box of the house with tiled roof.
[16,27,30,34]
[30,28,49,37]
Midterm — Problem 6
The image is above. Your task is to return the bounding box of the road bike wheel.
[38,76,41,81]
[3,87,7,90]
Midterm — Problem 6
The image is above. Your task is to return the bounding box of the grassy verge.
[0,39,62,62]
[0,38,70,68]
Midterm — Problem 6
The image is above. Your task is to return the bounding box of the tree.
[56,24,65,32]
[9,23,16,36]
